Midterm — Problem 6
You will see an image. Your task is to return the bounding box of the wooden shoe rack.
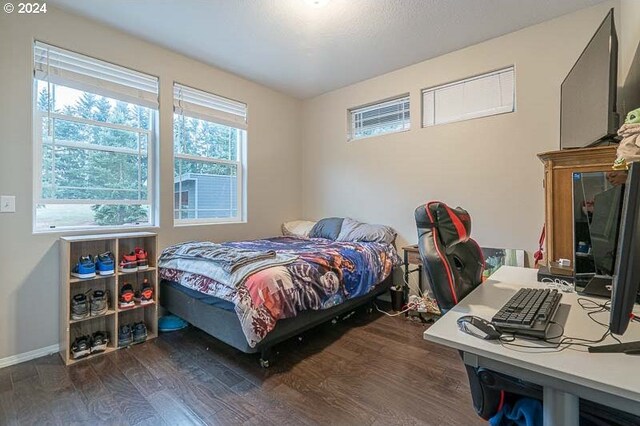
[59,232,158,365]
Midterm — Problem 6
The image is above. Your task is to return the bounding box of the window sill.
[348,127,410,142]
[33,224,159,236]
[173,219,246,228]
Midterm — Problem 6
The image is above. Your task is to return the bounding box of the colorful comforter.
[159,236,400,347]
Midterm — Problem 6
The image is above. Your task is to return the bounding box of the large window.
[33,42,158,232]
[422,66,515,127]
[348,94,410,141]
[173,83,246,224]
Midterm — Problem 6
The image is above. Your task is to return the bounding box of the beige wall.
[300,2,619,267]
[620,0,640,84]
[620,0,640,113]
[0,7,302,359]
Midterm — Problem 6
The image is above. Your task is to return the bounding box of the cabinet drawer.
[406,250,422,265]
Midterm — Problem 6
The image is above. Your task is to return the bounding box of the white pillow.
[281,220,316,238]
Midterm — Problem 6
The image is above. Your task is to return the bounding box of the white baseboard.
[0,344,60,369]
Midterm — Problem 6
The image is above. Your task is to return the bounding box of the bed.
[159,234,400,366]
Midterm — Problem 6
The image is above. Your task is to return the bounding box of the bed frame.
[160,274,394,367]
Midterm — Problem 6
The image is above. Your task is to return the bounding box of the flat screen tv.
[560,9,619,149]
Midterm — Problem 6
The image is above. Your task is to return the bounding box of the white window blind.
[173,83,247,130]
[422,67,514,127]
[34,41,159,109]
[349,95,410,140]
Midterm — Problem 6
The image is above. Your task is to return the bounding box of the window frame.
[172,83,247,226]
[347,94,411,141]
[31,44,159,234]
[33,110,155,205]
[421,66,515,128]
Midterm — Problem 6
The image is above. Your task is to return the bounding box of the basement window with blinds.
[173,83,247,225]
[422,66,515,127]
[33,41,159,232]
[348,94,410,141]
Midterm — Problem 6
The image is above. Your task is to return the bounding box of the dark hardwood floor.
[0,310,484,425]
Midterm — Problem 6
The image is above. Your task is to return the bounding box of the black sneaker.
[118,324,133,348]
[71,293,89,320]
[119,283,135,309]
[132,322,147,344]
[90,290,108,316]
[71,335,91,359]
[91,331,109,353]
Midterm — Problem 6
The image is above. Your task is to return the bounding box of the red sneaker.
[119,252,138,273]
[119,283,135,309]
[134,247,149,270]
[134,278,154,305]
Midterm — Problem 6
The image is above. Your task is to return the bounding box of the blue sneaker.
[95,252,115,276]
[118,324,133,348]
[71,255,96,279]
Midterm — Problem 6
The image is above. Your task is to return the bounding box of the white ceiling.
[50,0,608,99]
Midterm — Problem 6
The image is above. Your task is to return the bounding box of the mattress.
[159,236,400,347]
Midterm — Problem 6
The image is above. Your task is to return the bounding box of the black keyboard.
[491,288,562,338]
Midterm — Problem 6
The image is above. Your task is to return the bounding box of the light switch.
[0,196,16,213]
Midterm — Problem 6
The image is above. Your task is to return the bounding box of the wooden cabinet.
[538,146,617,269]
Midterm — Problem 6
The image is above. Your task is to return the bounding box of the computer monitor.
[590,186,623,276]
[589,162,640,354]
[610,162,640,335]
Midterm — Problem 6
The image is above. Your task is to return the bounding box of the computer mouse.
[457,316,502,340]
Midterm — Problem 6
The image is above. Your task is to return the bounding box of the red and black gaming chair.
[415,201,640,425]
[414,201,484,313]
[415,201,510,419]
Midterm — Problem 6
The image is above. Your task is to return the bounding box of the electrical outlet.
[0,196,16,213]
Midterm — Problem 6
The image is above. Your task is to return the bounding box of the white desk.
[424,266,640,426]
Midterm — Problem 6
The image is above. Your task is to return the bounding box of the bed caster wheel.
[259,348,273,368]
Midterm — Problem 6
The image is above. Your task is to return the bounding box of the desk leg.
[543,387,579,426]
[403,251,409,286]
[403,251,409,316]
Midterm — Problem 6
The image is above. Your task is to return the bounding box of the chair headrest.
[416,202,471,248]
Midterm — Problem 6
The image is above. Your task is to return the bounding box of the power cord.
[541,277,575,293]
[577,297,640,326]
[383,265,441,317]
[374,301,421,317]
[497,296,632,353]
[498,322,616,353]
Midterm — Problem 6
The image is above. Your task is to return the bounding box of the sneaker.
[95,252,115,275]
[118,324,133,347]
[71,335,91,359]
[119,252,138,273]
[71,256,96,279]
[134,279,154,305]
[132,322,148,344]
[119,283,135,309]
[134,247,149,270]
[71,293,89,320]
[90,290,108,316]
[91,331,109,353]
